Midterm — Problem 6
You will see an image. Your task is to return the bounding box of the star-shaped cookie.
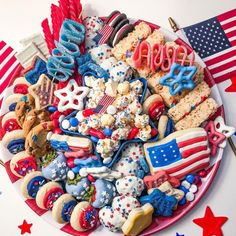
[160,63,197,96]
[54,79,90,112]
[28,74,57,109]
[121,203,154,236]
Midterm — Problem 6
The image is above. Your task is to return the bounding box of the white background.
[0,0,236,235]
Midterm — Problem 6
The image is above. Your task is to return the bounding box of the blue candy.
[103,128,113,136]
[186,174,195,184]
[9,102,17,111]
[179,185,188,194]
[69,117,79,127]
[178,197,187,206]
[74,157,101,169]
[138,157,150,173]
[47,106,57,113]
[91,136,99,143]
[160,63,197,96]
[164,118,174,137]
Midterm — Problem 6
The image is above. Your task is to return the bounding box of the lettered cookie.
[15,94,35,127]
[25,121,54,157]
[20,171,47,199]
[10,151,37,178]
[22,108,50,136]
[52,194,77,224]
[36,181,64,210]
[70,201,99,231]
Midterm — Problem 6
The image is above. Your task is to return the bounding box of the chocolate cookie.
[22,109,51,136]
[15,94,35,127]
[25,121,54,158]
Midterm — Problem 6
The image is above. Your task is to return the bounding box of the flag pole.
[0,159,4,167]
[168,17,236,157]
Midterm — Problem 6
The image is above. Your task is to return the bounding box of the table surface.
[0,0,236,235]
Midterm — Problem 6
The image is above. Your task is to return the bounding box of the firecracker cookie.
[22,108,51,136]
[35,181,64,210]
[70,201,99,231]
[10,151,38,178]
[20,171,47,199]
[25,121,54,157]
[52,194,77,224]
[15,94,35,127]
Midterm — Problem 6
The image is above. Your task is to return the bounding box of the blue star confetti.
[176,233,185,236]
[160,63,197,96]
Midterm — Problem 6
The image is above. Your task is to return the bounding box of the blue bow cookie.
[139,189,177,216]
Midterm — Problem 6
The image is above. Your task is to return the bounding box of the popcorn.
[115,111,131,128]
[114,95,132,110]
[110,61,132,83]
[105,79,118,97]
[78,122,90,135]
[128,99,142,114]
[117,81,130,95]
[88,114,102,129]
[84,75,97,87]
[111,127,130,141]
[101,114,115,127]
[130,80,143,94]
[137,125,152,141]
[134,114,150,128]
[93,78,106,91]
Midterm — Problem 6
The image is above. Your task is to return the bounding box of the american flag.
[93,25,113,45]
[93,94,116,114]
[0,41,20,108]
[183,8,236,84]
[145,128,210,179]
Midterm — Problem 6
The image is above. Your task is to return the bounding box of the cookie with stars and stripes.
[144,128,211,179]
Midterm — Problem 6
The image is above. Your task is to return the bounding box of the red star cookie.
[193,206,228,236]
[18,220,33,235]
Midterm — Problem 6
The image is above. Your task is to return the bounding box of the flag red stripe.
[172,162,210,179]
[204,68,215,87]
[227,30,236,38]
[174,38,193,54]
[167,153,210,174]
[0,56,17,78]
[220,20,236,31]
[209,59,236,75]
[177,136,207,148]
[0,63,19,93]
[181,145,208,159]
[213,71,236,84]
[204,49,236,66]
[217,8,236,22]
[230,40,236,46]
[0,47,13,64]
[0,41,6,50]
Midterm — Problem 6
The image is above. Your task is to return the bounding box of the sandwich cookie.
[2,129,25,154]
[10,151,37,178]
[20,171,47,199]
[5,94,24,112]
[36,181,64,210]
[1,111,21,133]
[52,194,77,224]
[70,201,99,231]
[12,77,30,95]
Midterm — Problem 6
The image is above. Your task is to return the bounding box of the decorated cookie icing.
[27,176,47,198]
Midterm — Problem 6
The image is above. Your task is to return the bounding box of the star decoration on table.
[54,79,90,112]
[18,220,33,235]
[193,206,228,236]
[204,120,226,156]
[23,56,48,84]
[214,116,236,148]
[160,63,197,96]
[28,74,57,109]
[225,75,236,93]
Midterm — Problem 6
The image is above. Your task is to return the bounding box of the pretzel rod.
[41,18,55,54]
[0,159,4,167]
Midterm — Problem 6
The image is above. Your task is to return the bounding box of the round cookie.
[158,115,174,139]
[36,181,64,210]
[22,109,50,136]
[5,94,24,112]
[15,94,35,127]
[142,94,164,120]
[13,77,31,86]
[70,201,99,232]
[112,24,134,47]
[25,121,54,157]
[10,151,37,178]
[2,129,25,154]
[20,171,47,199]
[52,194,77,224]
[1,111,21,132]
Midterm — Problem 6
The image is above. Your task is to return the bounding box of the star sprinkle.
[225,75,236,92]
[23,56,48,84]
[18,220,33,235]
[193,206,228,236]
[160,63,197,96]
[121,203,154,236]
[28,74,57,109]
[214,116,235,148]
[54,79,90,112]
[204,120,226,156]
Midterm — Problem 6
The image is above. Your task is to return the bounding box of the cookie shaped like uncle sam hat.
[144,128,210,179]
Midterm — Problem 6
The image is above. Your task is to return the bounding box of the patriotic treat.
[0,1,235,236]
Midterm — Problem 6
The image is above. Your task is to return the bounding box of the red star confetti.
[225,75,236,92]
[193,206,228,236]
[18,220,33,235]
